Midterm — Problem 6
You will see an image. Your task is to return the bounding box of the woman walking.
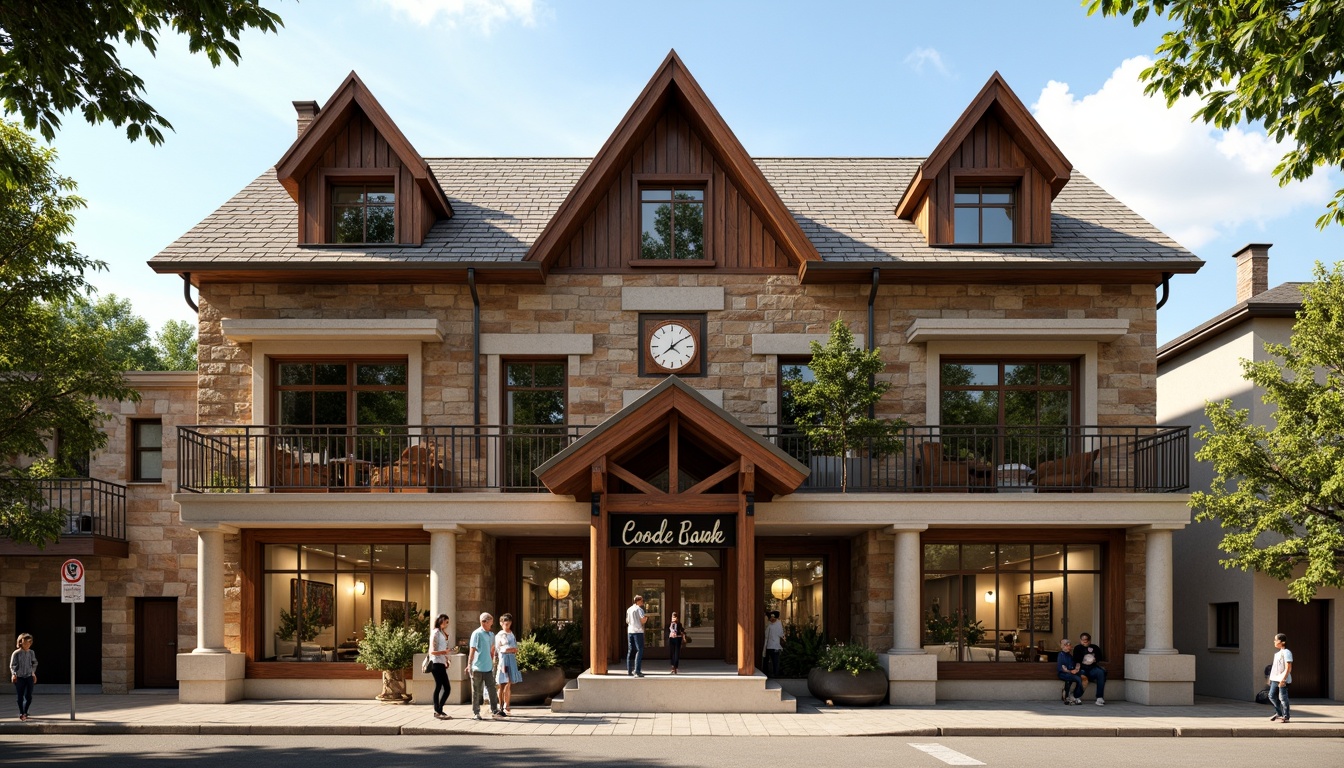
[10,633,36,721]
[666,611,685,674]
[429,614,452,720]
[494,614,522,716]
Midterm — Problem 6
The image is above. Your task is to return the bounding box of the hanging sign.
[610,514,736,548]
[61,558,85,603]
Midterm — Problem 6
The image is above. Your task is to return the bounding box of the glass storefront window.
[262,542,429,662]
[520,557,584,639]
[763,557,826,637]
[921,542,1104,664]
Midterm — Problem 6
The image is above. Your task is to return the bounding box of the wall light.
[771,578,794,601]
[355,580,366,596]
[984,590,995,604]
[548,577,571,600]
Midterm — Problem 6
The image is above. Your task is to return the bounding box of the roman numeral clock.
[643,318,703,376]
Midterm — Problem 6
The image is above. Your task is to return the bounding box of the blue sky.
[45,0,1344,344]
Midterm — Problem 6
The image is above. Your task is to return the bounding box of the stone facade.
[850,531,894,652]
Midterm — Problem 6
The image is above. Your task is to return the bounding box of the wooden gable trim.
[523,50,820,276]
[895,72,1071,220]
[275,71,452,218]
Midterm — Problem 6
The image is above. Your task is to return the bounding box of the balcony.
[0,478,129,557]
[177,424,1188,495]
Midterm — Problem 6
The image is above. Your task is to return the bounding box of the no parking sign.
[61,558,84,603]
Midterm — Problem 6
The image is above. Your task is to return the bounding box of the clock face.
[649,321,697,372]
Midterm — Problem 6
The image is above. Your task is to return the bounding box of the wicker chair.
[1033,449,1099,491]
[915,441,994,492]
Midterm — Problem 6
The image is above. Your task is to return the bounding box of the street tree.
[1088,0,1344,227]
[0,123,136,545]
[155,319,198,371]
[1192,261,1344,601]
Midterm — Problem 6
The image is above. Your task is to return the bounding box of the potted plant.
[806,642,887,706]
[789,318,907,491]
[275,600,331,659]
[508,635,566,705]
[924,603,958,645]
[529,620,585,676]
[779,618,826,678]
[356,619,420,704]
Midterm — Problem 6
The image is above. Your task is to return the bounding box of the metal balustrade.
[13,478,128,539]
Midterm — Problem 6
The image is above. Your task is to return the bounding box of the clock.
[646,319,700,374]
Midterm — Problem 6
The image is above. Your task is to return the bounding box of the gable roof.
[522,50,821,275]
[895,72,1072,219]
[274,71,453,218]
[1157,282,1305,364]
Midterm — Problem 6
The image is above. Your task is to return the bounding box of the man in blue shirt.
[468,612,503,720]
[1057,638,1085,705]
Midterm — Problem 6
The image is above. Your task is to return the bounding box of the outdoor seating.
[915,441,994,492]
[271,446,330,490]
[369,443,452,492]
[1033,448,1100,491]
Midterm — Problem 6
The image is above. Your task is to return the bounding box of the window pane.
[357,364,407,387]
[140,450,163,481]
[372,544,407,571]
[942,363,998,386]
[1004,364,1036,385]
[982,206,1014,242]
[1039,390,1071,426]
[333,207,364,243]
[315,364,347,386]
[280,364,312,386]
[641,202,671,259]
[997,544,1032,571]
[332,186,364,205]
[1033,544,1064,569]
[366,206,395,243]
[366,186,395,204]
[265,543,300,570]
[314,392,347,425]
[533,363,565,388]
[954,187,979,204]
[953,207,980,243]
[676,189,704,201]
[509,390,565,426]
[356,391,407,426]
[672,201,704,258]
[1003,390,1038,426]
[941,389,999,426]
[962,544,996,572]
[1064,572,1100,641]
[407,545,430,571]
[520,558,584,640]
[137,422,163,449]
[280,391,313,425]
[923,543,959,571]
[640,188,673,202]
[1067,544,1101,571]
[336,544,370,568]
[506,363,534,387]
[982,188,1013,204]
[1040,364,1071,386]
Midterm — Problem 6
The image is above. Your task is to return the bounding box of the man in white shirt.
[762,610,785,677]
[626,595,647,677]
[1268,632,1294,723]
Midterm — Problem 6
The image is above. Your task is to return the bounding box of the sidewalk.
[3,694,1342,738]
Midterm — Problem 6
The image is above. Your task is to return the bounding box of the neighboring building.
[1,372,197,693]
[124,51,1204,709]
[1158,244,1342,702]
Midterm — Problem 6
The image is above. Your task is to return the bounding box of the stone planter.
[377,669,413,704]
[508,666,565,705]
[807,667,887,706]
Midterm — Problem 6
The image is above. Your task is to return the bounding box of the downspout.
[868,267,879,419]
[182,273,198,313]
[468,268,480,431]
[1155,272,1172,310]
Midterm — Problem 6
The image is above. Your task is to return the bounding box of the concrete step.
[551,663,796,713]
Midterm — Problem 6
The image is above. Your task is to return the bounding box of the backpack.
[1255,663,1272,704]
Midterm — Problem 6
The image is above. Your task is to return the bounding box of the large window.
[131,419,163,482]
[953,185,1014,244]
[331,184,395,244]
[261,542,429,662]
[922,541,1103,663]
[520,557,584,638]
[640,187,705,260]
[939,359,1077,468]
[503,360,566,490]
[763,556,827,637]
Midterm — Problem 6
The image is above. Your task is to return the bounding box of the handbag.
[422,654,433,673]
[684,633,692,644]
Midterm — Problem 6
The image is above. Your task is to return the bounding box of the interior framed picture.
[1016,592,1052,633]
[290,578,335,626]
[380,599,418,625]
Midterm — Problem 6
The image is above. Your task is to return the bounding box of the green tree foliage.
[0,122,136,544]
[1088,0,1344,227]
[1192,262,1344,601]
[65,294,159,370]
[640,193,704,259]
[0,1,283,148]
[154,319,198,371]
[788,318,906,490]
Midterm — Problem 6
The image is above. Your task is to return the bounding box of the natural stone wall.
[850,530,894,653]
[1125,529,1147,655]
[453,530,497,647]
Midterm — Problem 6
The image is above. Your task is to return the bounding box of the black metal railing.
[178,422,1188,494]
[14,478,127,539]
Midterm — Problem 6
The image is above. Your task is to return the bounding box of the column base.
[882,652,938,706]
[177,652,246,704]
[409,653,469,706]
[1123,653,1195,705]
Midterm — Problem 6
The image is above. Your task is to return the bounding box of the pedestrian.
[626,595,647,677]
[1268,632,1293,723]
[666,611,685,675]
[467,612,503,720]
[10,633,36,721]
[1076,631,1106,706]
[1056,638,1085,705]
[762,610,784,678]
[494,613,522,715]
[428,614,452,720]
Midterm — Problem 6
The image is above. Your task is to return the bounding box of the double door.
[628,571,719,658]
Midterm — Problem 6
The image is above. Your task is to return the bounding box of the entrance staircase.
[550,661,796,713]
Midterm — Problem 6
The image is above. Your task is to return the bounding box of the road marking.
[908,743,986,765]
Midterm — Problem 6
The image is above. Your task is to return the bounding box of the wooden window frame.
[630,173,714,267]
[778,356,814,426]
[501,358,569,427]
[947,169,1025,247]
[130,418,164,483]
[938,356,1081,428]
[270,357,409,426]
[321,168,399,246]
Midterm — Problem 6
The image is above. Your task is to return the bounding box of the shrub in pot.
[356,619,420,704]
[509,635,565,705]
[779,619,826,678]
[806,642,887,706]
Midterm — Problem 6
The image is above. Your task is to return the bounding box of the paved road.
[3,735,1340,767]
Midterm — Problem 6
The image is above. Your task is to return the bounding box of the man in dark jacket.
[1076,632,1106,705]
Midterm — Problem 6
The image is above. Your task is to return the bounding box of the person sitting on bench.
[1076,632,1106,705]
[1057,639,1085,705]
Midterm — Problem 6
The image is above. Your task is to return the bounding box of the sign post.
[60,559,84,721]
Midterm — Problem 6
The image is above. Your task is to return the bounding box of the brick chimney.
[293,100,320,136]
[1233,243,1271,303]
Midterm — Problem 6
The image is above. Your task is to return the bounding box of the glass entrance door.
[627,572,719,658]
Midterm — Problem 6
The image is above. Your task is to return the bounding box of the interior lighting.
[548,577,571,600]
[771,578,794,600]
[984,590,995,603]
[355,580,366,595]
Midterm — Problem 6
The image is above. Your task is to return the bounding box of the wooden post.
[590,458,608,675]
[736,459,756,675]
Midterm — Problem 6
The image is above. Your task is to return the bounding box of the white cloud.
[378,0,536,31]
[904,46,949,76]
[1031,56,1333,249]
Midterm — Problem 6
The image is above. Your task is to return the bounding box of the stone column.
[426,525,458,637]
[1141,527,1177,655]
[883,526,936,705]
[194,527,229,654]
[1125,523,1195,705]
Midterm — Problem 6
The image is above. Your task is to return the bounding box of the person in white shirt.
[1268,632,1294,723]
[762,610,785,678]
[626,595,647,677]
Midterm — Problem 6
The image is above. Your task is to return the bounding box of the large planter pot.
[377,669,413,704]
[508,666,565,705]
[807,667,887,706]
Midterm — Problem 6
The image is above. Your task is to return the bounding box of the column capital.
[1145,523,1184,532]
[889,525,928,534]
[423,524,461,534]
[191,524,239,535]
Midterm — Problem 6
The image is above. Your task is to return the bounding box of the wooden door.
[1277,599,1328,697]
[14,597,102,685]
[136,598,179,688]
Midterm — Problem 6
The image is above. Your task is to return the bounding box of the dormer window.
[331,184,396,244]
[954,186,1014,245]
[640,186,705,260]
